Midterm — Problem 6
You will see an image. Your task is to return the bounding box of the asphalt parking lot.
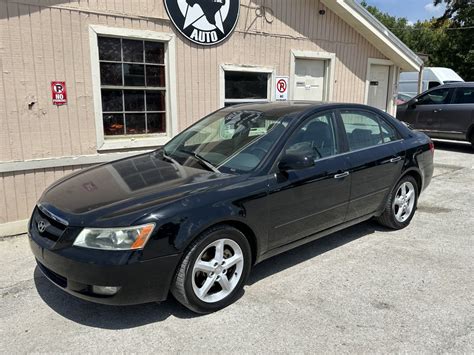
[0,141,473,353]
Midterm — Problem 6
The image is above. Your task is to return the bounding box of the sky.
[360,0,447,24]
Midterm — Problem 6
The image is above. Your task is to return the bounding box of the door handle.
[334,171,350,179]
[389,156,402,163]
[433,109,443,113]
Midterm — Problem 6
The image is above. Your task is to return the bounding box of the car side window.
[379,118,399,143]
[285,112,338,161]
[428,81,441,90]
[453,88,474,104]
[417,88,451,105]
[340,110,396,150]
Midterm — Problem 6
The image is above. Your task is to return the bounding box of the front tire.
[376,175,418,229]
[171,225,251,314]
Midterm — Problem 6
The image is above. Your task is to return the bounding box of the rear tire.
[171,225,251,314]
[376,175,418,230]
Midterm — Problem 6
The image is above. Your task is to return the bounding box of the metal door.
[294,59,326,101]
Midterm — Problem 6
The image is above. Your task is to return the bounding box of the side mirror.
[278,153,314,171]
[409,98,418,108]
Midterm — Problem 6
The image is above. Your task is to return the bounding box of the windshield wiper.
[154,149,181,166]
[178,149,220,173]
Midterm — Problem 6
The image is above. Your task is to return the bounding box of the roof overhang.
[321,0,424,71]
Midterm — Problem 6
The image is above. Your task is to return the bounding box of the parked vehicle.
[29,102,434,313]
[399,67,464,98]
[397,82,474,147]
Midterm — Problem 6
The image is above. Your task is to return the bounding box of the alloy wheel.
[191,238,244,303]
[392,181,415,223]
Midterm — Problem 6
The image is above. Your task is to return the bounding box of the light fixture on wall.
[319,9,326,15]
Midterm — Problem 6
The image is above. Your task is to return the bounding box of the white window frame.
[365,58,398,115]
[290,50,336,102]
[219,64,275,107]
[89,25,178,151]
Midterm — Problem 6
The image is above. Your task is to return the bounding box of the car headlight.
[73,224,155,250]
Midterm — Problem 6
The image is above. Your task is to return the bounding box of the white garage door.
[368,64,390,111]
[294,59,326,101]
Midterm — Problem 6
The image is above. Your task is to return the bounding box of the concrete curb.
[0,219,28,238]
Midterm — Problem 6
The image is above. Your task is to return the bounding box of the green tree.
[433,0,474,80]
[360,1,473,80]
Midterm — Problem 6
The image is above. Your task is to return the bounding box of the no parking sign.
[51,81,67,105]
[275,76,288,101]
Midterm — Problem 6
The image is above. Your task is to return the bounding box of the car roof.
[436,81,474,88]
[220,101,378,117]
[221,101,324,116]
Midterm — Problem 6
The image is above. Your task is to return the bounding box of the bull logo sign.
[51,81,67,106]
[164,0,240,46]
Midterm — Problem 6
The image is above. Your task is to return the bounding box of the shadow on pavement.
[34,220,388,329]
[248,220,389,285]
[34,267,199,329]
[432,140,473,154]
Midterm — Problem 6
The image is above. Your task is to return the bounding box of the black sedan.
[29,102,434,313]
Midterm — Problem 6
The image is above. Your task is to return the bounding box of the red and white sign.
[51,81,67,105]
[275,76,289,101]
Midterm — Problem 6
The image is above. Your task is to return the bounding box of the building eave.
[321,0,424,71]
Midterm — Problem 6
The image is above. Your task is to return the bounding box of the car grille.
[31,206,67,243]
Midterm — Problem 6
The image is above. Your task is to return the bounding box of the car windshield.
[163,108,288,174]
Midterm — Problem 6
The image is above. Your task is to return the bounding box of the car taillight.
[429,141,435,154]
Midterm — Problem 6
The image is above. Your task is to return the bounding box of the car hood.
[39,152,237,226]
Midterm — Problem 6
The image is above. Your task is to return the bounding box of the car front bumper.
[29,230,181,306]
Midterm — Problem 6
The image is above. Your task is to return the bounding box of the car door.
[338,109,405,221]
[435,87,474,139]
[411,87,454,134]
[266,111,351,249]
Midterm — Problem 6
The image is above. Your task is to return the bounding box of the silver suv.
[397,82,474,148]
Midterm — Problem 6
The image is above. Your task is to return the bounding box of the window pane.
[146,91,166,111]
[101,89,123,112]
[124,90,145,111]
[100,63,122,86]
[285,113,337,159]
[147,113,166,133]
[99,36,167,140]
[341,111,382,150]
[225,71,268,99]
[418,88,451,105]
[123,64,145,86]
[379,118,398,143]
[146,65,165,87]
[98,37,121,61]
[453,88,474,104]
[103,114,124,135]
[428,81,441,90]
[125,113,146,134]
[122,39,143,63]
[145,41,164,64]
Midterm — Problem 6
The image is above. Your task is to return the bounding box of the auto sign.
[164,0,240,46]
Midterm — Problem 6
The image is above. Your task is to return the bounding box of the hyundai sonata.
[29,102,434,313]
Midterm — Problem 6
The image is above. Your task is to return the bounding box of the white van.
[399,67,464,98]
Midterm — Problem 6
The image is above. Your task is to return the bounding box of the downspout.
[417,63,424,95]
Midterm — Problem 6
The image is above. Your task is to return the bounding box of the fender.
[398,167,423,192]
[136,176,269,261]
